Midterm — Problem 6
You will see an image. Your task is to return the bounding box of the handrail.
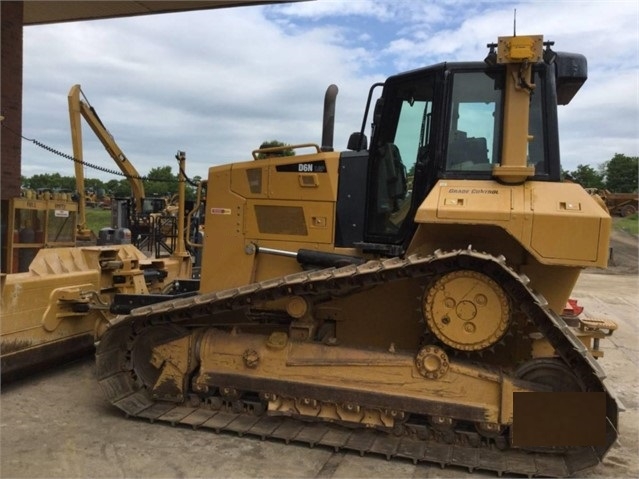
[251,143,321,160]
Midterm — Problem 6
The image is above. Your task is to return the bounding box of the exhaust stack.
[321,84,338,152]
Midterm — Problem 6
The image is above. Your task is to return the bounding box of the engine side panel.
[200,151,344,293]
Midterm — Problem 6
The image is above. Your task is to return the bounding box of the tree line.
[21,165,201,201]
[564,153,638,192]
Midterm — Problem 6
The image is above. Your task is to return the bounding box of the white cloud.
[22,6,379,181]
[269,0,398,21]
[20,0,638,185]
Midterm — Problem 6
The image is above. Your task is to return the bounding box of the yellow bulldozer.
[94,34,618,476]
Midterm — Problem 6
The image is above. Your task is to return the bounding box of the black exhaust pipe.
[321,84,338,152]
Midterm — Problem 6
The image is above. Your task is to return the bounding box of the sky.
[20,0,639,184]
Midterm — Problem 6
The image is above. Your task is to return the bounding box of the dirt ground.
[0,229,637,479]
[592,226,639,275]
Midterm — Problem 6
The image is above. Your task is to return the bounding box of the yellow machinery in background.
[94,35,618,476]
[68,84,147,241]
[4,195,77,274]
[68,84,189,252]
[1,153,193,382]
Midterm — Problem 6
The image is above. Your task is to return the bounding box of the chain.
[2,121,180,184]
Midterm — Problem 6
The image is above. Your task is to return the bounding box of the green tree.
[568,164,605,189]
[256,140,295,159]
[108,178,132,198]
[604,153,638,192]
[25,172,58,189]
[22,173,76,191]
[145,165,178,197]
[84,178,105,191]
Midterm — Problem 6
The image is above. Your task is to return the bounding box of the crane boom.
[68,84,146,236]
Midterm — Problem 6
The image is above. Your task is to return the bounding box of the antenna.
[513,8,517,36]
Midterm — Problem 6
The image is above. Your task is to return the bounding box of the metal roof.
[23,1,301,26]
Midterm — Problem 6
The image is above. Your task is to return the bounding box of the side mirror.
[347,132,367,151]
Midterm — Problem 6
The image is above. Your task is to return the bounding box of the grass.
[84,207,112,235]
[613,214,638,236]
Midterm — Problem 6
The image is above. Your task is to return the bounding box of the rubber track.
[96,249,618,477]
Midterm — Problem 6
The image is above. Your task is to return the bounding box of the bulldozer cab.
[361,50,583,254]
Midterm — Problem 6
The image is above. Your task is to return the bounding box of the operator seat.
[376,143,407,213]
[448,131,489,169]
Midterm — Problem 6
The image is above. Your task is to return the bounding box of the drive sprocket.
[422,270,511,351]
